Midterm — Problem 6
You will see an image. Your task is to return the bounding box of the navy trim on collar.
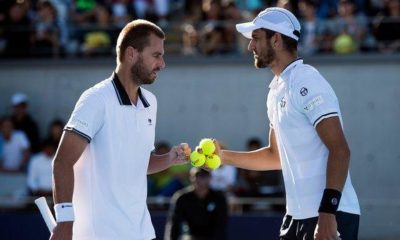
[138,88,150,108]
[281,58,303,75]
[111,72,150,108]
[279,58,303,82]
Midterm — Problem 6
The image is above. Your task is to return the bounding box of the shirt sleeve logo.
[304,95,324,112]
[300,87,308,96]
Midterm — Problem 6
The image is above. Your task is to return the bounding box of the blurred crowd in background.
[0,0,399,59]
[0,92,284,212]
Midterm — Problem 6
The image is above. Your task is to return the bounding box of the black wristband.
[318,188,342,214]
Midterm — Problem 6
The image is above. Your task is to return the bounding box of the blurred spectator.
[373,0,400,53]
[165,168,228,240]
[316,0,338,19]
[0,0,397,58]
[199,0,235,55]
[234,137,263,197]
[201,23,232,55]
[210,165,237,194]
[234,137,283,199]
[298,0,318,55]
[1,0,32,58]
[71,0,98,26]
[0,116,30,173]
[27,139,56,196]
[223,1,246,54]
[133,0,170,24]
[48,0,69,49]
[235,0,264,14]
[10,93,40,153]
[181,23,200,55]
[111,0,134,28]
[182,0,203,22]
[333,0,375,53]
[276,0,295,12]
[81,5,114,56]
[154,0,170,26]
[0,130,3,159]
[209,141,237,195]
[45,118,64,147]
[31,0,60,57]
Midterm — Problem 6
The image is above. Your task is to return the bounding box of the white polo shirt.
[267,59,360,219]
[65,73,156,240]
[2,131,30,171]
[27,152,53,191]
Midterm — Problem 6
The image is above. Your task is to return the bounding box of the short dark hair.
[116,19,165,64]
[263,29,298,53]
[190,167,211,178]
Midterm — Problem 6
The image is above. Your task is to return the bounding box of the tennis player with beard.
[214,7,360,240]
[51,20,191,240]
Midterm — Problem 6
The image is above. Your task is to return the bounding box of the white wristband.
[54,203,75,222]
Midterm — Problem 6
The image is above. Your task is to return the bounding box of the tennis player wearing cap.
[214,7,360,240]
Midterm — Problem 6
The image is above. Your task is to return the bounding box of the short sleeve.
[292,70,340,128]
[65,89,105,142]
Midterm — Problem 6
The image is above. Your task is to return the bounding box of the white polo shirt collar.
[269,58,303,89]
[111,72,150,108]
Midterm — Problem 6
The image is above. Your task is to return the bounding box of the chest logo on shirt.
[148,118,152,125]
[280,97,286,108]
[300,87,308,96]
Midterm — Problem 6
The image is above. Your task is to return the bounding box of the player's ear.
[125,46,139,64]
[272,33,281,49]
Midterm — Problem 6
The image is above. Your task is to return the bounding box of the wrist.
[54,202,75,223]
[318,188,342,214]
[57,221,73,226]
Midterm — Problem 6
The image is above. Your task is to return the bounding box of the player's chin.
[254,60,267,69]
[150,72,158,81]
[144,76,156,84]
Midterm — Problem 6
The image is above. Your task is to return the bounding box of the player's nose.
[159,57,166,69]
[248,39,255,52]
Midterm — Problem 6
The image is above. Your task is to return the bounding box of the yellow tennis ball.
[199,138,215,156]
[190,151,206,167]
[334,34,356,54]
[206,154,221,170]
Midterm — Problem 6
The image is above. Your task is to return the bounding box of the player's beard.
[254,41,275,69]
[130,55,159,85]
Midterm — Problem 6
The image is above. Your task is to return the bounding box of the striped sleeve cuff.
[64,126,92,143]
[313,112,338,128]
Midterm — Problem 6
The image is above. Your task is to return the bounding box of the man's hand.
[314,213,340,240]
[168,143,191,165]
[50,222,73,240]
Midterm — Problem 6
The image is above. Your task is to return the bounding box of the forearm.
[326,150,350,191]
[53,158,75,203]
[147,153,172,175]
[221,147,281,171]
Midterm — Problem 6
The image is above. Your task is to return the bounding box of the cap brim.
[236,22,260,39]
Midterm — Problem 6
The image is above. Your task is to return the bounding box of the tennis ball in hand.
[199,138,215,156]
[206,154,221,170]
[190,151,206,167]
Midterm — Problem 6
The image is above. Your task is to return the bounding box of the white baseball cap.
[11,92,28,106]
[236,7,301,41]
